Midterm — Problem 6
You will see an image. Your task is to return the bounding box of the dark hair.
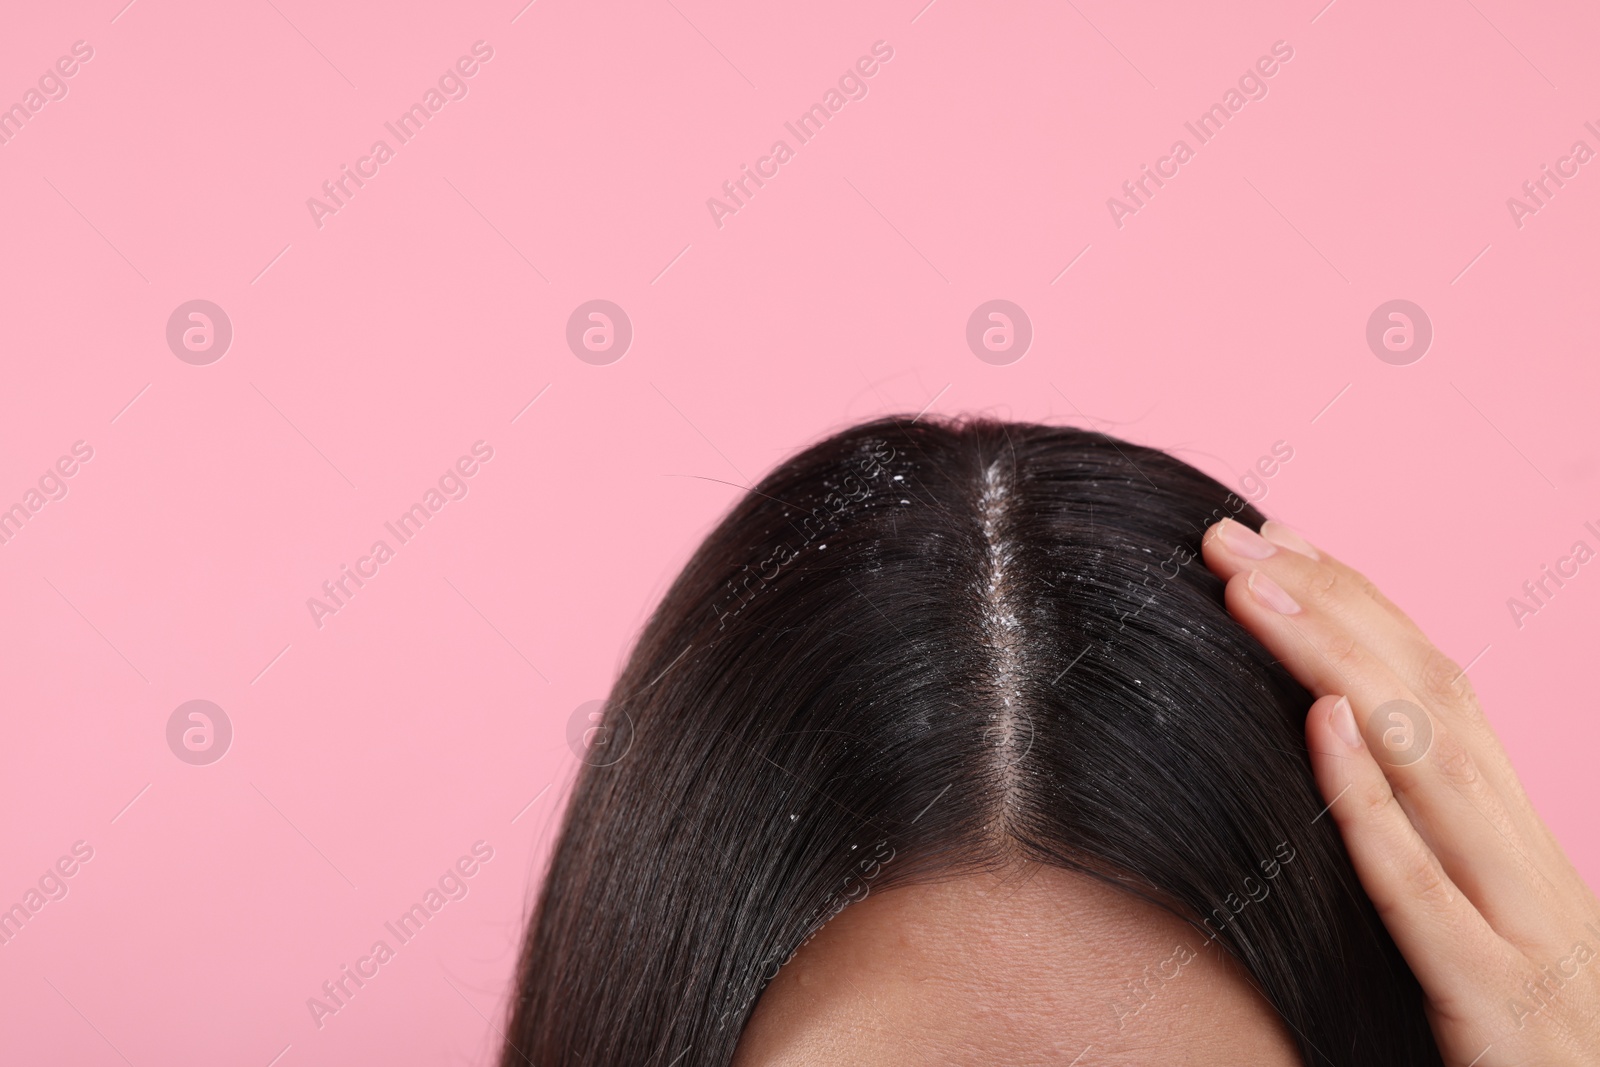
[499,415,1440,1066]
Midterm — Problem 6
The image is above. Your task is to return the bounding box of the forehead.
[732,862,1302,1066]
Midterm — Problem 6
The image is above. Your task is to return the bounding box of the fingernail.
[1216,518,1277,560]
[1260,520,1320,560]
[1247,569,1301,614]
[1331,696,1362,749]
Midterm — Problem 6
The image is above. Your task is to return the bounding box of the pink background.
[2,0,1598,1062]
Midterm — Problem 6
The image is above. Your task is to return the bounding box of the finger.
[1258,520,1496,737]
[1216,567,1565,951]
[1261,524,1548,828]
[1201,521,1423,711]
[1258,520,1425,641]
[1304,693,1518,1020]
[1203,518,1529,814]
[1203,519,1425,685]
[1209,519,1466,717]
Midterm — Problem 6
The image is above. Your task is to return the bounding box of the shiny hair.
[500,415,1439,1066]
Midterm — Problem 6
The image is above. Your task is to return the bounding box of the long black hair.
[499,415,1440,1066]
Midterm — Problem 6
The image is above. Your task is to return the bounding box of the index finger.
[1203,518,1539,833]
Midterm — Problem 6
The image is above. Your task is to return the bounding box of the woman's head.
[501,415,1440,1065]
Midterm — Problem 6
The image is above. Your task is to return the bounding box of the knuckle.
[1322,630,1365,674]
[1427,733,1480,790]
[1419,645,1475,708]
[1350,567,1383,603]
[1356,776,1398,819]
[1395,843,1455,909]
[1302,563,1343,609]
[1347,565,1408,623]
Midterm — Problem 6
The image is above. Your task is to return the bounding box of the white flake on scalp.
[977,459,1026,807]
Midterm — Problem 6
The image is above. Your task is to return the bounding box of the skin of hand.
[1202,516,1600,1066]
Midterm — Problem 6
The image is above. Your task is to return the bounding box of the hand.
[1202,517,1600,1066]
